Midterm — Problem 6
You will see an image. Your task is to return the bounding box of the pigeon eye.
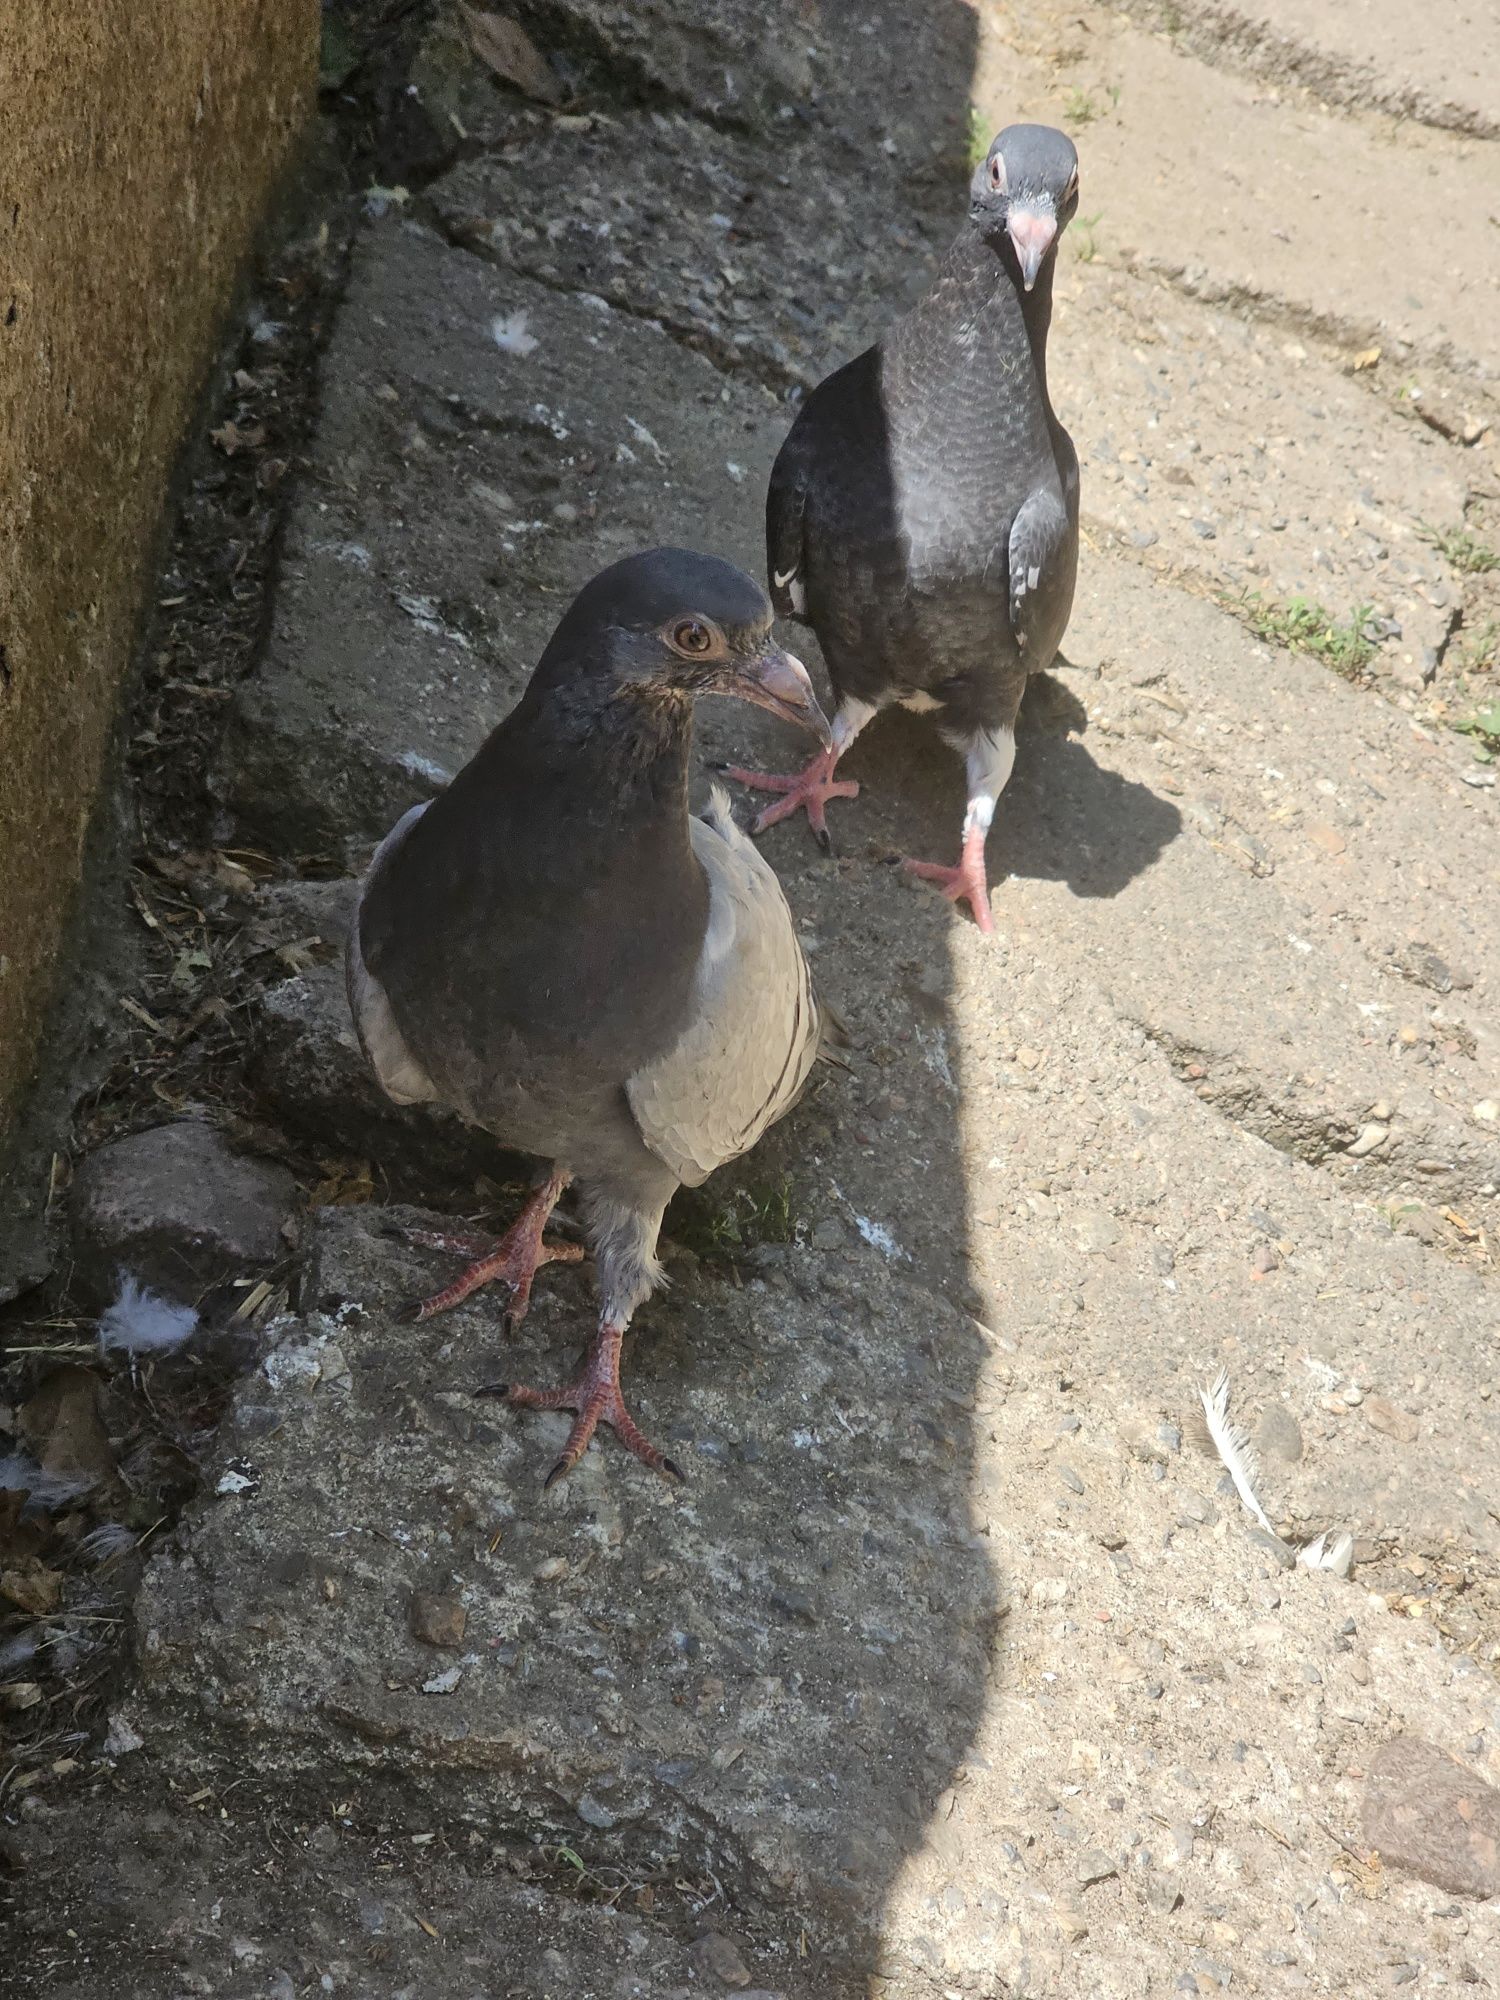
[671,618,714,655]
[1064,168,1078,200]
[989,156,1006,194]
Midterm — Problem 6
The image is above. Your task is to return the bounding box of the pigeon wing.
[626,789,821,1187]
[1007,479,1076,661]
[348,802,441,1106]
[766,425,812,622]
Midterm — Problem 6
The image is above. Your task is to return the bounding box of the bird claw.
[397,1174,580,1325]
[901,827,995,933]
[721,752,858,850]
[479,1322,681,1487]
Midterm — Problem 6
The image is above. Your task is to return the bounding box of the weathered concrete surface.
[13,0,1500,1995]
[0,2,313,1194]
[1119,0,1500,138]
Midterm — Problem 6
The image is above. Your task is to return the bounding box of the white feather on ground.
[97,1274,199,1356]
[79,1522,138,1565]
[1297,1529,1355,1577]
[0,1454,97,1512]
[1187,1366,1276,1534]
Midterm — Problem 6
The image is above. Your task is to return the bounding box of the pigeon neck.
[946,225,1058,407]
[497,679,701,869]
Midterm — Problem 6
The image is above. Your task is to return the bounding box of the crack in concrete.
[1108,0,1500,142]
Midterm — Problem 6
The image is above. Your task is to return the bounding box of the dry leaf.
[459,2,562,103]
[1,1561,64,1616]
[209,420,266,456]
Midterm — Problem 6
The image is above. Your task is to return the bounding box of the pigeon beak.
[1007,204,1057,291]
[724,646,833,748]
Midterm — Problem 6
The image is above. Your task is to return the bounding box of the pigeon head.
[546,548,832,745]
[969,123,1080,292]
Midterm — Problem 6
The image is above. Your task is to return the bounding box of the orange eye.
[673,618,713,654]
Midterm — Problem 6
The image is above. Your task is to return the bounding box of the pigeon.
[726,123,1081,931]
[349,548,834,1486]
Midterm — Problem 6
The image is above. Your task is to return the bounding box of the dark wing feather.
[766,425,811,624]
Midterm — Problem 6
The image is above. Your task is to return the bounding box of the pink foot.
[722,748,859,851]
[902,824,995,933]
[397,1169,583,1329]
[479,1321,683,1487]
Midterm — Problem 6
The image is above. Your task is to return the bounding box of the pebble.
[1057,1464,1085,1495]
[533,1557,570,1583]
[1364,1395,1419,1444]
[409,1591,466,1650]
[1076,1848,1118,1886]
[692,1931,753,1989]
[576,1794,616,1829]
[1363,1736,1500,1898]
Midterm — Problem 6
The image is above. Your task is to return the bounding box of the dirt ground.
[3,1,1499,1995]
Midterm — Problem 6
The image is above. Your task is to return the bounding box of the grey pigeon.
[726,123,1080,931]
[349,549,833,1485]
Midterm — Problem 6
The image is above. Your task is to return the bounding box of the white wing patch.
[772,564,807,615]
[626,789,819,1187]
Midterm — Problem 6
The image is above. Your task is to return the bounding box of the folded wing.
[626,788,822,1187]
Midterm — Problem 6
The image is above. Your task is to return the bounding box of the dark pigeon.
[349,549,833,1486]
[727,123,1081,931]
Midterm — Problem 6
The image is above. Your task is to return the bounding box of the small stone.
[692,1931,753,1989]
[1364,1396,1419,1444]
[1350,1658,1371,1685]
[1362,1736,1500,1898]
[1307,822,1346,857]
[1250,1242,1278,1275]
[1058,1464,1085,1495]
[1148,1880,1182,1914]
[1076,1847,1117,1886]
[1015,1046,1043,1070]
[103,1714,144,1758]
[770,1586,817,1625]
[1388,1967,1419,1987]
[1473,1100,1499,1124]
[69,1120,296,1307]
[808,1218,845,1251]
[1247,1526,1296,1570]
[533,1557,570,1583]
[1075,1208,1119,1253]
[421,1664,462,1695]
[409,1592,466,1650]
[1347,1121,1389,1158]
[576,1794,616,1830]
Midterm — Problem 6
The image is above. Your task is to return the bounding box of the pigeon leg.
[902,820,995,933]
[479,1316,684,1487]
[398,1168,582,1328]
[721,746,859,851]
